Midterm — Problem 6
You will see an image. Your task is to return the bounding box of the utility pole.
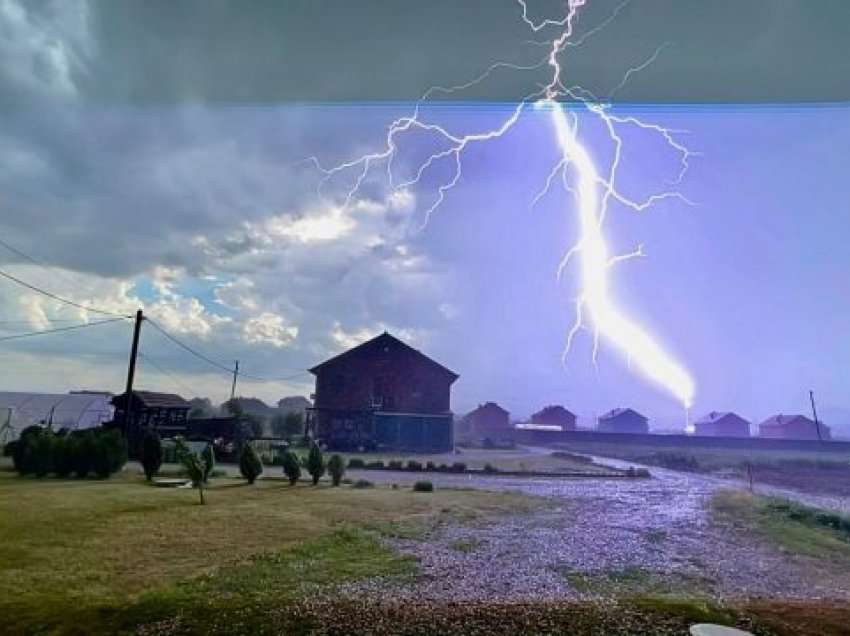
[123,309,143,434]
[230,360,239,401]
[810,389,822,441]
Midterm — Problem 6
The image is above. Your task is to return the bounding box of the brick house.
[597,407,649,434]
[693,411,751,437]
[308,332,458,451]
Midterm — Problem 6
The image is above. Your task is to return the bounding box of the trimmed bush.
[413,480,434,492]
[53,435,75,478]
[239,443,264,484]
[406,460,422,471]
[366,460,385,469]
[91,429,128,479]
[281,450,302,485]
[306,443,326,485]
[31,430,56,477]
[437,463,449,472]
[352,478,373,489]
[141,428,163,481]
[347,457,365,469]
[450,462,467,473]
[70,430,95,478]
[483,463,498,473]
[328,454,345,486]
[388,460,403,470]
[201,443,215,483]
[10,425,44,474]
[425,461,436,471]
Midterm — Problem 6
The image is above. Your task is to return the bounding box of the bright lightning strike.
[310,0,696,409]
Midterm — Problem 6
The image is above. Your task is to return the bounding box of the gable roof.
[694,411,750,426]
[309,331,459,381]
[759,413,814,428]
[465,401,509,418]
[532,405,576,419]
[599,407,647,421]
[112,391,191,410]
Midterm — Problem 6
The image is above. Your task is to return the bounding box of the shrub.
[327,454,345,486]
[306,443,326,485]
[175,438,208,505]
[450,462,467,473]
[30,430,56,477]
[53,435,75,478]
[425,461,436,471]
[352,478,373,489]
[388,459,403,470]
[141,428,163,481]
[91,429,128,479]
[281,450,302,485]
[483,463,498,473]
[70,430,95,478]
[347,457,365,469]
[239,443,263,484]
[413,480,434,492]
[201,443,215,483]
[406,460,422,471]
[366,460,385,469]
[437,463,449,472]
[10,425,44,474]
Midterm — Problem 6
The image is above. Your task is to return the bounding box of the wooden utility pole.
[123,309,143,432]
[810,390,822,441]
[230,360,239,401]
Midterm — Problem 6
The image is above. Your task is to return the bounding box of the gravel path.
[338,460,850,603]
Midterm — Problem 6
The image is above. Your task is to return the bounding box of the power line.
[145,317,309,384]
[0,267,131,318]
[0,317,127,343]
[138,351,203,398]
[144,318,235,375]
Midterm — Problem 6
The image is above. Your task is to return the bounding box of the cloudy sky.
[1,0,848,431]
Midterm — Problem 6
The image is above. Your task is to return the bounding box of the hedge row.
[6,426,127,479]
[347,458,468,473]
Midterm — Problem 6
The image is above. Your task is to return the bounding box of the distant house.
[531,405,576,431]
[597,408,648,434]
[112,390,192,452]
[693,411,751,438]
[461,402,511,439]
[309,332,458,452]
[759,414,830,441]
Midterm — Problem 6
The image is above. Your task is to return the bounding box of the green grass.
[560,567,712,598]
[712,490,850,562]
[448,538,482,553]
[0,469,537,634]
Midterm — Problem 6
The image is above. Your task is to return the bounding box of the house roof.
[759,414,814,428]
[694,411,750,426]
[309,331,459,381]
[112,391,191,410]
[532,405,576,419]
[466,401,509,418]
[599,407,647,421]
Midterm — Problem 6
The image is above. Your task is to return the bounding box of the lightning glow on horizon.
[311,0,696,409]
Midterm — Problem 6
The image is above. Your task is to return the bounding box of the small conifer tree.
[239,443,263,484]
[281,449,301,485]
[306,443,325,485]
[141,428,163,481]
[327,453,345,486]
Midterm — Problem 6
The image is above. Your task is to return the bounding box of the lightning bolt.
[310,0,696,410]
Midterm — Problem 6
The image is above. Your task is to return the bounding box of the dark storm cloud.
[69,0,850,105]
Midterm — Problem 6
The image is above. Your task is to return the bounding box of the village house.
[530,405,577,431]
[460,401,512,440]
[308,332,458,452]
[693,411,751,438]
[597,407,649,434]
[758,414,830,440]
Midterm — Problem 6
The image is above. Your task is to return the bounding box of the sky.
[1,0,849,432]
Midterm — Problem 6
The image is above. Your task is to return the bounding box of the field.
[553,439,850,494]
[3,462,850,634]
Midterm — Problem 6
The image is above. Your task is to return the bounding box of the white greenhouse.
[0,392,114,444]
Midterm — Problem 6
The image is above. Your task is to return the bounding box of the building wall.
[465,404,511,438]
[598,412,648,434]
[531,407,577,431]
[760,417,830,440]
[313,349,453,414]
[694,414,750,438]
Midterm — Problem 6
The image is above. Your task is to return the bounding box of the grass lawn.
[0,467,539,634]
[711,490,850,563]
